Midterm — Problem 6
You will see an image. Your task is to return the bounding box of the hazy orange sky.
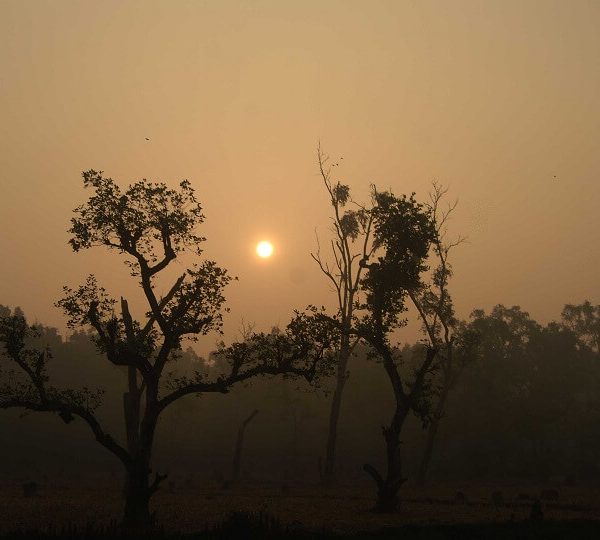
[1,0,598,353]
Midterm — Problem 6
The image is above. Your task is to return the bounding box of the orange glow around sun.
[256,241,274,258]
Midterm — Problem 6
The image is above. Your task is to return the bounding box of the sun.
[256,240,274,258]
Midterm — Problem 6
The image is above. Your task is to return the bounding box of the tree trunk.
[232,409,259,484]
[416,384,450,486]
[122,383,163,530]
[322,344,351,486]
[123,461,152,529]
[124,367,141,452]
[122,367,141,496]
[364,409,408,512]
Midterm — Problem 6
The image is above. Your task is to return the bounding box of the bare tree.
[311,145,374,485]
[231,409,259,484]
[0,171,335,529]
[408,184,478,486]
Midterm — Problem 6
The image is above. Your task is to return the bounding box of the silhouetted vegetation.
[311,146,375,486]
[1,166,599,536]
[0,171,336,529]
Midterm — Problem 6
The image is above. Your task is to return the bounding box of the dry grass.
[1,479,599,534]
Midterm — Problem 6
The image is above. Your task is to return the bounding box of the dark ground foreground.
[1,516,600,540]
[1,480,599,538]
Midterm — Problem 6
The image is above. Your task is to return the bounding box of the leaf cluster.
[69,170,205,272]
[357,190,435,340]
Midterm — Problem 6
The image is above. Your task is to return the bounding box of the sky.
[1,0,599,354]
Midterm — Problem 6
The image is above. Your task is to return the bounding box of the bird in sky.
[145,137,150,141]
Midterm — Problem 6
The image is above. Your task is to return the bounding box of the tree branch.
[0,397,131,468]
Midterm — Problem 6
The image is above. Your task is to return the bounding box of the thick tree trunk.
[124,367,141,454]
[122,367,141,497]
[322,342,351,486]
[416,384,450,486]
[122,381,163,530]
[123,461,152,529]
[364,409,408,513]
[232,409,259,483]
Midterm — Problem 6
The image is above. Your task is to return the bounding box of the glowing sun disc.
[256,241,274,258]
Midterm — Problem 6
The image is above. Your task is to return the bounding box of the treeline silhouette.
[1,301,598,486]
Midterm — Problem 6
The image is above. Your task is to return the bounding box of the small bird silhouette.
[145,137,150,141]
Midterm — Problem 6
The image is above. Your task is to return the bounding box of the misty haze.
[1,1,599,539]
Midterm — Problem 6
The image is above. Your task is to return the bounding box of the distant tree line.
[1,301,598,486]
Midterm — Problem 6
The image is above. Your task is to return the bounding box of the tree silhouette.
[354,188,437,512]
[410,184,478,486]
[0,171,335,529]
[231,408,259,484]
[446,305,582,478]
[311,145,374,485]
[561,301,600,354]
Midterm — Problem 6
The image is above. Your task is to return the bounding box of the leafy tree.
[562,301,600,354]
[448,305,541,476]
[0,171,334,529]
[311,145,374,485]
[354,188,437,512]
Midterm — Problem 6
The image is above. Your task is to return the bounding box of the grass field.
[1,479,600,535]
